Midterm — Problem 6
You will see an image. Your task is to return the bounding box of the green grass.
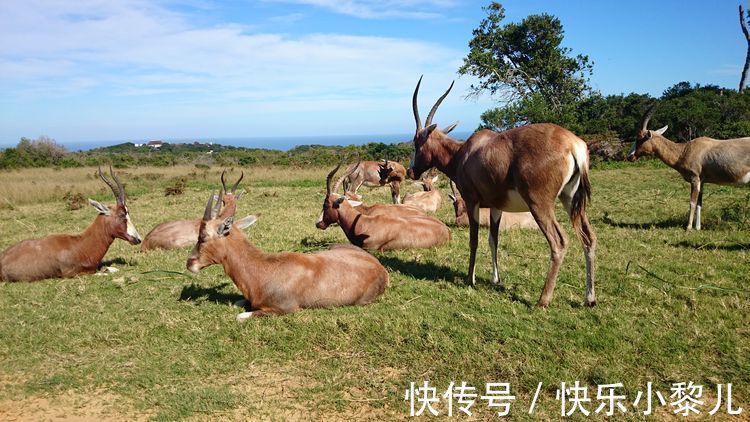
[1,163,748,419]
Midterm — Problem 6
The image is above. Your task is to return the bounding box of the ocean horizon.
[22,131,475,152]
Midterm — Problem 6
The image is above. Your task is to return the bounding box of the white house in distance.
[147,140,163,149]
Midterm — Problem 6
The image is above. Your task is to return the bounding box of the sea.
[53,131,475,152]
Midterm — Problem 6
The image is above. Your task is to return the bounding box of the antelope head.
[418,171,439,192]
[447,180,466,217]
[219,170,245,217]
[627,103,668,162]
[407,75,459,180]
[186,192,257,273]
[316,160,359,230]
[378,159,393,185]
[90,166,142,245]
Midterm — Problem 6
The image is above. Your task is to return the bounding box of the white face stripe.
[125,213,141,240]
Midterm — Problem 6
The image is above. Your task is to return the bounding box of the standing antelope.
[448,181,539,230]
[408,76,596,308]
[0,167,142,282]
[316,163,451,251]
[140,171,243,251]
[336,160,406,204]
[187,193,389,320]
[628,104,750,230]
[402,171,443,213]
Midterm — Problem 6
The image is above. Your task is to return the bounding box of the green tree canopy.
[459,2,593,130]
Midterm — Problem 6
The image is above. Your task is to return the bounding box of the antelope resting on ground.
[402,170,443,213]
[316,163,451,251]
[0,167,142,282]
[628,105,750,230]
[140,171,243,251]
[336,160,406,204]
[187,193,389,320]
[449,181,539,230]
[408,76,596,308]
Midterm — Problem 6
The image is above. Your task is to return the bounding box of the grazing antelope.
[377,159,407,204]
[140,171,243,251]
[0,167,142,282]
[402,170,443,213]
[316,163,451,251]
[336,160,406,204]
[628,105,750,230]
[408,76,596,308]
[187,193,389,320]
[448,181,539,230]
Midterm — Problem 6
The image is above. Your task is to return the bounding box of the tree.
[739,5,750,91]
[459,2,593,130]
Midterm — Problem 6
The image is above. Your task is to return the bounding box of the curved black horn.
[220,170,228,193]
[231,171,244,193]
[640,103,659,132]
[425,80,454,127]
[326,163,342,196]
[203,192,215,221]
[98,166,120,203]
[109,165,126,204]
[412,75,423,132]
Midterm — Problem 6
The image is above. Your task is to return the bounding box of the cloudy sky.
[0,0,745,147]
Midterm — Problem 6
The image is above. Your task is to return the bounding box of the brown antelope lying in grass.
[187,193,389,320]
[408,76,596,308]
[0,167,142,282]
[628,104,750,230]
[316,163,450,251]
[448,181,539,230]
[140,171,243,250]
[402,170,443,213]
[336,159,407,204]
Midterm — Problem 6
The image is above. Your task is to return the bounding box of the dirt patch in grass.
[198,362,402,421]
[0,389,149,421]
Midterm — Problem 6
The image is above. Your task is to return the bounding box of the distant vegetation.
[0,137,414,170]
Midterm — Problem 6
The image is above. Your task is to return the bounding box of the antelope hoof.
[465,275,476,287]
[585,299,597,307]
[236,311,254,322]
[233,299,249,308]
[535,301,550,309]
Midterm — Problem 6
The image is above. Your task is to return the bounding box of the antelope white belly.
[742,171,750,184]
[502,189,529,212]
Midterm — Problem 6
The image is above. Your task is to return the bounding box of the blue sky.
[0,0,746,147]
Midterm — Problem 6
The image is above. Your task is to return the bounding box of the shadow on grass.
[179,282,243,305]
[378,256,464,284]
[378,256,536,308]
[671,240,750,251]
[100,257,129,267]
[600,213,685,230]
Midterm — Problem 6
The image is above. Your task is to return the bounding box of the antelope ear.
[217,217,234,237]
[235,215,258,230]
[442,121,459,134]
[347,200,362,207]
[424,123,438,137]
[448,194,456,202]
[235,190,245,201]
[333,196,347,207]
[88,199,111,215]
[654,125,668,135]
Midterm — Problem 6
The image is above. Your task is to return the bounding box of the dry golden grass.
[0,165,330,207]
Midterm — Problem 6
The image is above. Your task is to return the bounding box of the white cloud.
[263,0,459,19]
[0,0,490,141]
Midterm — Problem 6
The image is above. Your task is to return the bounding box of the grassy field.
[0,163,748,420]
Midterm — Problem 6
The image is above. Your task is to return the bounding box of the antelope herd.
[2,76,749,315]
